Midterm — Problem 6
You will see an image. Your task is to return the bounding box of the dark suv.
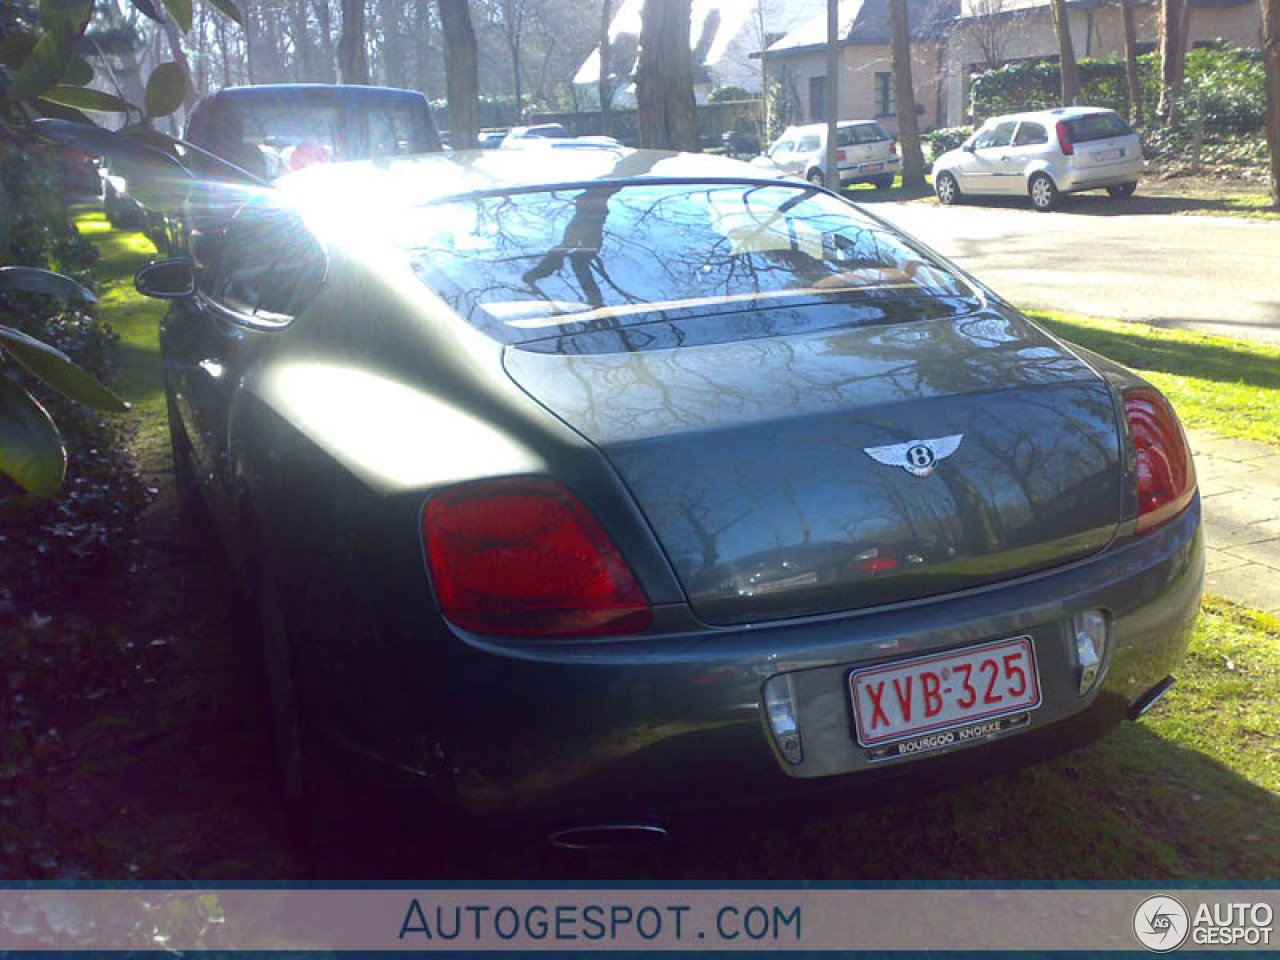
[184,84,442,181]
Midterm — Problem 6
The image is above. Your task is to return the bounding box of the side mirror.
[962,141,976,153]
[135,259,195,299]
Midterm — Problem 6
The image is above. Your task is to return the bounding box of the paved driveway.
[868,197,1280,345]
[869,195,1280,612]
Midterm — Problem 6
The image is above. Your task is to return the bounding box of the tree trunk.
[338,0,369,84]
[824,0,839,188]
[1122,0,1142,124]
[314,0,337,82]
[379,0,407,87]
[887,0,924,187]
[599,0,613,135]
[503,0,525,122]
[1263,0,1280,205]
[1050,0,1080,105]
[635,0,699,151]
[1158,0,1183,120]
[288,0,319,81]
[243,0,257,84]
[215,14,233,87]
[439,0,479,149]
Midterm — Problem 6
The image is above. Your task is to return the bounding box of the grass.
[74,208,170,472]
[1031,310,1280,447]
[50,209,1279,881]
[1139,179,1280,222]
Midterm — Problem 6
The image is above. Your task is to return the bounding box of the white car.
[932,107,1143,211]
[758,121,901,190]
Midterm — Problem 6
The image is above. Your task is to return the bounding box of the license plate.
[849,637,1041,748]
[863,163,884,173]
[1095,148,1123,161]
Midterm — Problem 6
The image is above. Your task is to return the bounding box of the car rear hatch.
[838,125,892,174]
[504,308,1126,626]
[1062,113,1140,171]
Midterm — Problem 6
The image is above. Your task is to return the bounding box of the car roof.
[981,106,1120,125]
[277,147,792,206]
[782,120,880,136]
[203,83,428,104]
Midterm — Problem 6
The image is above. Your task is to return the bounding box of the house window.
[875,72,895,117]
[809,75,827,120]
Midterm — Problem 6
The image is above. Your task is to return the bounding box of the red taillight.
[1056,121,1074,156]
[836,148,847,162]
[1124,389,1196,534]
[889,139,898,156]
[423,477,651,637]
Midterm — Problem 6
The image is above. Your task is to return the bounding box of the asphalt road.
[867,195,1280,345]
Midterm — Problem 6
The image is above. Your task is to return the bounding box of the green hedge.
[969,44,1264,136]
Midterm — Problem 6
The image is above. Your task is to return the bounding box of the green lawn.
[75,209,170,472]
[1032,310,1280,447]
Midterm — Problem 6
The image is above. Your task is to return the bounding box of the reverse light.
[1056,121,1074,156]
[889,139,898,156]
[763,674,804,765]
[423,477,651,637]
[1071,609,1111,695]
[1124,389,1196,534]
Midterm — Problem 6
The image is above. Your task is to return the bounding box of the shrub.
[708,85,754,103]
[925,126,973,160]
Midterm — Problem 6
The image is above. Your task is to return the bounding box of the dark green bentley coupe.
[134,146,1203,847]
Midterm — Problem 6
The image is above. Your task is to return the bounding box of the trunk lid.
[504,308,1125,625]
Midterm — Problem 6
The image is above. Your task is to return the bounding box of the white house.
[573,0,827,108]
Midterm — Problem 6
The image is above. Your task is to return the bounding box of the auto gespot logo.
[1133,895,1275,951]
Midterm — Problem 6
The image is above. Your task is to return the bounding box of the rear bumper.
[332,498,1202,826]
[1058,158,1143,192]
[839,157,901,184]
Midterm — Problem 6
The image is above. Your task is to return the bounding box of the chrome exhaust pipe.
[1128,676,1177,721]
[547,823,668,851]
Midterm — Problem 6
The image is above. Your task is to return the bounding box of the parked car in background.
[500,123,572,147]
[932,107,1143,211]
[101,156,144,226]
[183,84,442,181]
[759,121,900,189]
[134,146,1201,845]
[721,118,760,157]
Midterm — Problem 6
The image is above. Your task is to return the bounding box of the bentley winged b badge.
[863,434,963,478]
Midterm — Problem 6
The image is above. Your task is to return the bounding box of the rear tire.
[807,169,825,188]
[1029,172,1060,211]
[873,175,895,190]
[166,387,205,527]
[259,570,350,845]
[1107,182,1137,199]
[934,171,961,205]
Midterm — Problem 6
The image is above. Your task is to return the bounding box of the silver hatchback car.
[932,107,1143,211]
[760,120,901,189]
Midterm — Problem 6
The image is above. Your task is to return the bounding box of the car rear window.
[399,182,980,349]
[205,96,437,180]
[837,124,888,146]
[1064,112,1132,143]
